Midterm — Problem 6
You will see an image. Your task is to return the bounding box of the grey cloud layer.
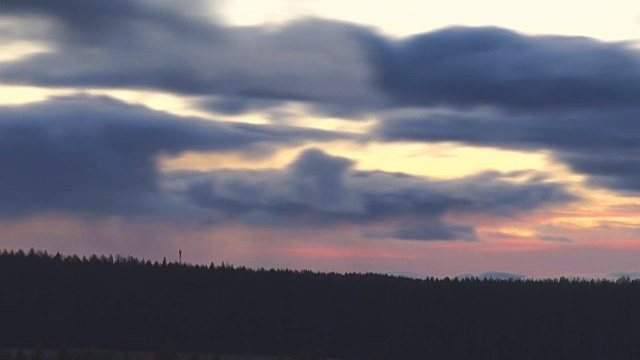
[4,0,640,116]
[168,149,575,240]
[0,95,575,240]
[0,95,339,217]
[0,0,379,111]
[365,26,640,109]
[362,27,640,195]
[2,0,640,198]
[0,0,217,44]
[370,26,640,194]
[3,0,640,112]
[379,108,640,193]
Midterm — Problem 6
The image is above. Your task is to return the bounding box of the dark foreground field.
[2,249,640,360]
[0,348,290,360]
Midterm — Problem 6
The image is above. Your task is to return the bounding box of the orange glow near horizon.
[1,214,640,277]
[274,245,423,260]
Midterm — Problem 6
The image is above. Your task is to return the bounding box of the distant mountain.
[479,271,526,280]
[455,273,477,279]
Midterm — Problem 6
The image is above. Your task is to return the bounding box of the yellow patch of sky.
[0,83,310,127]
[0,84,265,123]
[336,142,551,178]
[547,211,640,229]
[161,138,551,179]
[219,0,640,41]
[0,86,223,125]
[535,185,640,230]
[0,85,74,105]
[488,227,537,239]
[0,41,50,63]
[487,179,640,241]
[83,89,213,119]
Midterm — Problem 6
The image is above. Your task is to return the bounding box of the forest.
[2,249,640,360]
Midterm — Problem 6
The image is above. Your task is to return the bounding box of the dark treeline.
[2,249,640,360]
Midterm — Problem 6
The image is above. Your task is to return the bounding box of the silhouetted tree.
[13,350,27,360]
[30,346,44,360]
[4,249,640,359]
[54,348,69,360]
[154,344,179,360]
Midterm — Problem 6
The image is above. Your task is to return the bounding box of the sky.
[1,0,640,278]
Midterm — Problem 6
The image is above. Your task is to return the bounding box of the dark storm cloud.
[0,95,340,217]
[364,26,640,109]
[1,0,635,200]
[558,152,640,193]
[371,222,478,242]
[0,0,379,111]
[0,0,216,44]
[4,1,640,114]
[378,108,640,193]
[198,96,287,116]
[167,149,575,240]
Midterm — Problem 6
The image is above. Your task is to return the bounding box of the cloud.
[378,108,640,193]
[198,96,287,116]
[0,3,626,236]
[4,0,640,113]
[0,0,381,112]
[539,234,572,243]
[558,152,640,193]
[0,0,217,44]
[0,96,575,239]
[364,26,640,110]
[366,26,640,196]
[4,2,640,116]
[168,149,575,240]
[371,222,478,242]
[0,95,340,217]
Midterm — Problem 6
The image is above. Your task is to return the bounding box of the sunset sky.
[1,0,640,278]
